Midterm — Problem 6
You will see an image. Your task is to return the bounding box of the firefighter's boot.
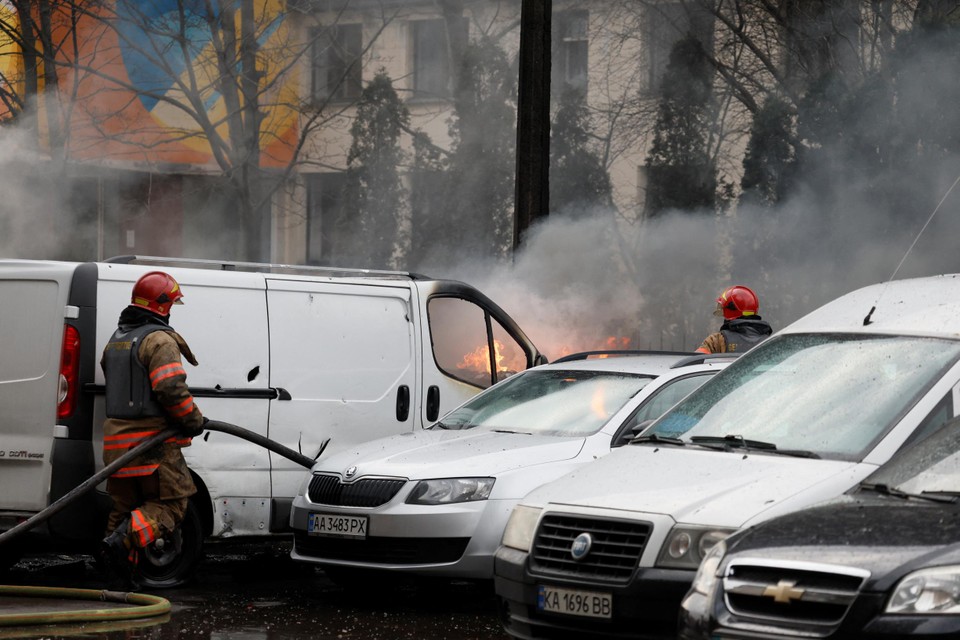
[99,517,140,591]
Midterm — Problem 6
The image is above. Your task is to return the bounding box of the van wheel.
[139,500,204,589]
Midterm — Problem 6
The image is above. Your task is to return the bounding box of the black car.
[678,416,960,639]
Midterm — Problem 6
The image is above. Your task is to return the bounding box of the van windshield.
[438,370,653,436]
[644,334,960,461]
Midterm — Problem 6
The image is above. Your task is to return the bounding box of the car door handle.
[396,385,410,421]
[426,385,440,422]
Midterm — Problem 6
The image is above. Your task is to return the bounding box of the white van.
[494,273,960,639]
[0,256,543,586]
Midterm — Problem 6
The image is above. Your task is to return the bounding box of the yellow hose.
[0,585,170,627]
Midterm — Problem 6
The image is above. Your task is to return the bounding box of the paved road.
[0,539,509,639]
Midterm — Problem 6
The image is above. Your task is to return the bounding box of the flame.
[591,386,607,418]
[458,340,509,374]
[552,336,633,360]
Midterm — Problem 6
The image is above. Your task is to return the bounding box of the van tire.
[139,500,204,589]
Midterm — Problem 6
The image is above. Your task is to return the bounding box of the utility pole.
[513,0,551,252]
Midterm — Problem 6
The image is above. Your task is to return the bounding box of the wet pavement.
[0,539,509,639]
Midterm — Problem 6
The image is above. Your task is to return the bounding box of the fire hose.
[0,420,316,627]
[0,420,315,549]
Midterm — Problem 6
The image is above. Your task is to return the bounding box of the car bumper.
[288,493,518,579]
[494,544,695,639]
[679,589,960,639]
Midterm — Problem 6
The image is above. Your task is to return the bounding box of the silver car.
[288,352,733,584]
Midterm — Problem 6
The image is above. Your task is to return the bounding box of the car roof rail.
[553,349,695,363]
[669,352,741,368]
[104,255,428,280]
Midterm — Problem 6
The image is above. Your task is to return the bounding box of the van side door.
[265,278,417,502]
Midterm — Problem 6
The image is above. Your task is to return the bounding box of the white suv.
[495,274,960,639]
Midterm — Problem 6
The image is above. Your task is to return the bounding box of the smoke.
[0,126,77,260]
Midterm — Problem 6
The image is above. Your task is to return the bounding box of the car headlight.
[656,526,735,570]
[501,505,542,552]
[689,539,726,596]
[405,477,495,505]
[887,566,960,614]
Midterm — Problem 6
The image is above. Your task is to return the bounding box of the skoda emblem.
[571,533,593,561]
[345,466,358,479]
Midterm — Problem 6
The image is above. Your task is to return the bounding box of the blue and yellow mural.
[65,0,299,168]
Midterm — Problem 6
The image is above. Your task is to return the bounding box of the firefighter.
[695,285,773,354]
[99,271,205,590]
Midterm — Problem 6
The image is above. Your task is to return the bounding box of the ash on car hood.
[522,445,866,528]
[315,428,585,478]
[725,496,960,586]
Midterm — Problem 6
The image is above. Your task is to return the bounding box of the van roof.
[782,273,960,339]
[105,255,428,281]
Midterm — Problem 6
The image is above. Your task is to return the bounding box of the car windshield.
[862,416,960,494]
[644,334,960,461]
[438,369,654,436]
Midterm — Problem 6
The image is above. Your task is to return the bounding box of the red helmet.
[716,285,759,320]
[131,271,184,316]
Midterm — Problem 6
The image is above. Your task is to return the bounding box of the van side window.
[428,297,527,389]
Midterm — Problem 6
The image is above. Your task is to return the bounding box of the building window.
[411,19,454,100]
[307,172,347,264]
[642,3,714,95]
[553,10,588,93]
[311,24,362,103]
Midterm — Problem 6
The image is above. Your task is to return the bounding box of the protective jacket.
[101,307,203,481]
[696,317,773,354]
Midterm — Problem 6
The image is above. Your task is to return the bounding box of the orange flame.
[591,386,607,418]
[552,336,633,360]
[458,340,509,374]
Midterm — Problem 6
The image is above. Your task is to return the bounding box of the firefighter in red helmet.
[99,271,205,589]
[695,285,772,354]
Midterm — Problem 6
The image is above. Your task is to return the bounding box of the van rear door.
[265,278,418,501]
[0,262,76,516]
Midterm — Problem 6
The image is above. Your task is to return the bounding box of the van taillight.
[58,325,81,419]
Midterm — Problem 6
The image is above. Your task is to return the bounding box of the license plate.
[307,513,368,538]
[537,584,612,619]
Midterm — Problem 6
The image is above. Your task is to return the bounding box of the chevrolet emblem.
[763,579,804,604]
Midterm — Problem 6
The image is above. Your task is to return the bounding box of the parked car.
[494,273,960,639]
[288,351,734,584]
[679,414,960,639]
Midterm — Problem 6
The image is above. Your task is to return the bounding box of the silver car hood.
[315,428,587,478]
[521,445,867,528]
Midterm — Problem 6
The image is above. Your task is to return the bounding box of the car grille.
[294,531,469,564]
[528,514,651,583]
[307,474,406,507]
[723,559,869,632]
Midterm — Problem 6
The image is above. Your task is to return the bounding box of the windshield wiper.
[688,434,820,458]
[860,482,957,503]
[632,434,686,446]
[491,428,532,435]
[690,434,777,450]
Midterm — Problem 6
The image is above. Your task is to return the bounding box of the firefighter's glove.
[181,418,207,438]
